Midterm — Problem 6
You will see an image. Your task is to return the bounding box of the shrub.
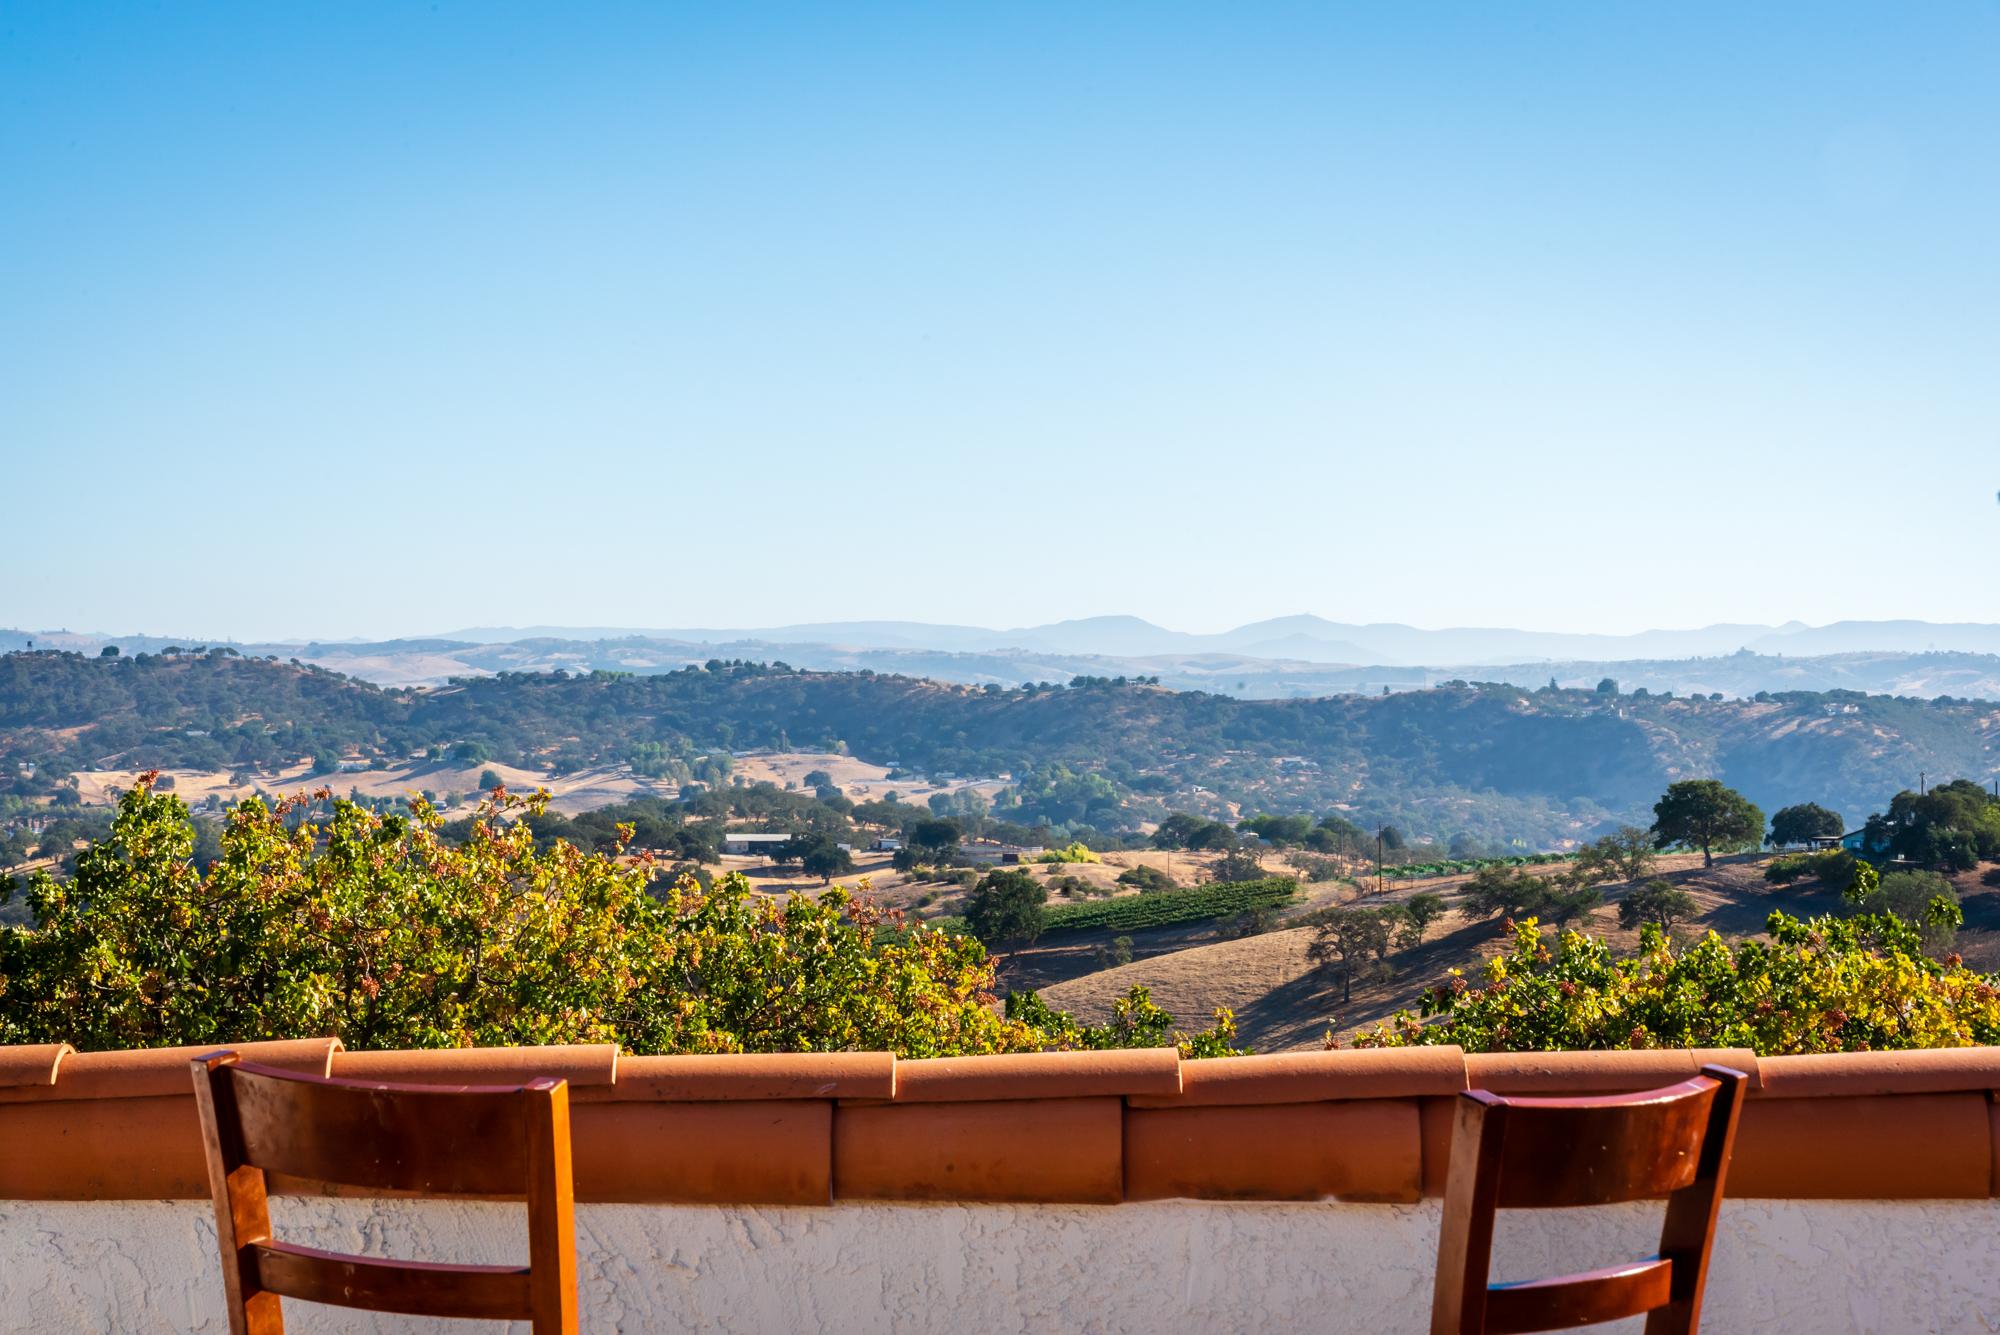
[1207,850,1266,883]
[1357,914,2000,1054]
[1617,880,1698,933]
[1115,864,1178,894]
[1850,869,1962,952]
[1214,905,1281,940]
[1005,985,1242,1058]
[0,777,1092,1058]
[1763,853,1813,884]
[1037,842,1100,864]
[1283,852,1347,884]
[1765,848,1861,893]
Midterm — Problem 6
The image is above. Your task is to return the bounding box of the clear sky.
[3,3,1997,642]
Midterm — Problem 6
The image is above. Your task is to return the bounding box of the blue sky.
[3,3,1997,641]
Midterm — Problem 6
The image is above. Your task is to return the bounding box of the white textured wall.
[3,1197,1996,1333]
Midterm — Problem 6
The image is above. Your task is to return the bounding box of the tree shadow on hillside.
[1236,913,1517,1051]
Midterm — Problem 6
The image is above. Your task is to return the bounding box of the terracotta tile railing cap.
[0,1042,73,1092]
[886,1048,1180,1103]
[1127,1046,1467,1108]
[583,1052,894,1103]
[1464,1048,1761,1095]
[1755,1046,2000,1099]
[0,1037,341,1104]
[331,1043,618,1089]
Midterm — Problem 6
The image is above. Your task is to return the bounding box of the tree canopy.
[962,868,1049,950]
[1361,914,2000,1054]
[1651,779,1765,867]
[1863,780,2000,871]
[1768,802,1846,847]
[0,777,1084,1056]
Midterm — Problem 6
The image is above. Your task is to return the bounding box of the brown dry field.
[725,751,1006,806]
[70,760,676,817]
[1033,854,2000,1053]
[68,750,1005,822]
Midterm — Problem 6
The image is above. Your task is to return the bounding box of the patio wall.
[4,1040,1999,1330]
[3,1196,1998,1332]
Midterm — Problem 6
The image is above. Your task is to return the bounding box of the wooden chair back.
[1431,1064,1747,1335]
[190,1050,578,1334]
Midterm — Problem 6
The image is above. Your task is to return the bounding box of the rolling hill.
[3,649,1995,847]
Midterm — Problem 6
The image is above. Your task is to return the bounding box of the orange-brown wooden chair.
[1430,1064,1747,1335]
[190,1050,579,1334]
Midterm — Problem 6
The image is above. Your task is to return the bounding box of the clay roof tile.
[1127,1046,1466,1108]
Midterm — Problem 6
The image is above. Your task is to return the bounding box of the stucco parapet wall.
[5,1042,2000,1204]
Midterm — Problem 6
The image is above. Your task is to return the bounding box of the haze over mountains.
[436,616,2000,665]
[6,649,1997,847]
[13,618,2000,702]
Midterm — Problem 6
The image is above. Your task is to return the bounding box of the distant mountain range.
[5,650,1996,847]
[12,618,2000,701]
[432,616,2000,665]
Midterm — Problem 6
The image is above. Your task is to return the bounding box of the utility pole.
[1920,771,1927,796]
[1376,827,1384,896]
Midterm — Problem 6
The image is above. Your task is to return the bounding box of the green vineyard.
[1040,877,1299,936]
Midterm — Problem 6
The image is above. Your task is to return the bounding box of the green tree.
[1307,906,1398,1004]
[1116,864,1177,894]
[1238,813,1315,846]
[1397,891,1447,949]
[1459,864,1550,921]
[1864,781,2000,870]
[1848,869,1961,952]
[1542,878,1604,932]
[963,868,1049,950]
[1152,812,1235,851]
[904,818,962,866]
[1768,802,1846,848]
[1207,849,1267,883]
[1618,879,1698,934]
[1358,913,2000,1054]
[1651,780,1765,868]
[0,777,1056,1057]
[1576,826,1657,884]
[783,831,855,885]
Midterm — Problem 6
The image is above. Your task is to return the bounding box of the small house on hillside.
[962,841,1045,865]
[722,832,793,856]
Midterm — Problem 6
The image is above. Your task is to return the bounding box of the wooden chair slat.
[251,1242,534,1320]
[1489,1083,1716,1208]
[1484,1257,1673,1335]
[191,1050,579,1334]
[223,1060,534,1196]
[1429,1064,1747,1335]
